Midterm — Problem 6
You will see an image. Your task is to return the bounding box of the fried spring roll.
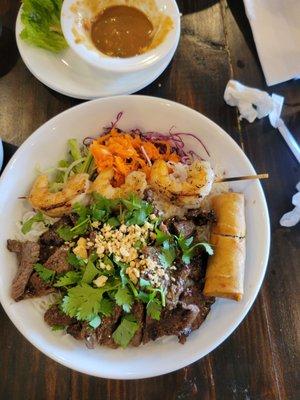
[211,192,245,237]
[203,234,245,301]
[203,192,245,301]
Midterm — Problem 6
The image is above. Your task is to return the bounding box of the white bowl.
[61,0,181,74]
[0,96,270,379]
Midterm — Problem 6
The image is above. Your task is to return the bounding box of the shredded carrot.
[90,128,180,186]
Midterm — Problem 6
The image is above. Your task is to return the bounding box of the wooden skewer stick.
[215,173,269,183]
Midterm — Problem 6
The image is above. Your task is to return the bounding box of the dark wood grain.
[0,1,299,400]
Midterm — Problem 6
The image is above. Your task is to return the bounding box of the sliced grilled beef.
[186,209,216,225]
[177,303,201,344]
[39,216,72,247]
[26,272,55,298]
[66,321,97,349]
[172,219,196,238]
[143,304,199,345]
[39,244,58,264]
[188,254,206,283]
[7,240,40,301]
[44,304,75,327]
[44,245,71,274]
[180,284,215,332]
[130,302,145,347]
[95,305,122,348]
[67,323,84,340]
[166,264,190,309]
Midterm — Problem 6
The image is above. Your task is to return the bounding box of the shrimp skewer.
[29,173,90,217]
[90,169,148,199]
[149,159,215,208]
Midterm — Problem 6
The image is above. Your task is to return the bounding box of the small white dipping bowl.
[61,0,181,74]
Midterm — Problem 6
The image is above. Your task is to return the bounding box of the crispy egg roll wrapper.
[211,192,245,237]
[203,234,245,301]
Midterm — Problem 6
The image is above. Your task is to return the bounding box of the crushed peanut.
[73,237,88,259]
[93,275,108,288]
[90,221,170,287]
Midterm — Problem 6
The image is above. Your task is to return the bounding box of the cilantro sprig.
[34,263,55,283]
[112,315,139,348]
[122,194,153,226]
[176,234,214,264]
[21,211,45,234]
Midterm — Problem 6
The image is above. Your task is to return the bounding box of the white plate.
[0,96,270,379]
[0,139,3,171]
[15,11,177,100]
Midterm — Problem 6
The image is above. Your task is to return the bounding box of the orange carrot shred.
[90,130,180,186]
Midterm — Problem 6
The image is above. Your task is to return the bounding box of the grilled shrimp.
[29,173,90,217]
[149,160,214,208]
[90,169,147,199]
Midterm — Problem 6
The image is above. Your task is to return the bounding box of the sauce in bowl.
[91,5,154,58]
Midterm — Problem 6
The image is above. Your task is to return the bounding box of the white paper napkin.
[224,80,300,163]
[243,0,300,86]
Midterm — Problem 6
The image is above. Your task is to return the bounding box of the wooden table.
[0,1,299,399]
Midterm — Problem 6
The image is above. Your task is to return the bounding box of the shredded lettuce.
[20,0,68,52]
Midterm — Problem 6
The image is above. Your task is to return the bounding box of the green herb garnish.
[34,263,55,283]
[115,286,134,313]
[147,298,162,320]
[112,315,139,348]
[176,234,213,264]
[21,211,44,234]
[54,271,82,287]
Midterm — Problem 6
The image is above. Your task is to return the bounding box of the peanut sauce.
[91,5,154,58]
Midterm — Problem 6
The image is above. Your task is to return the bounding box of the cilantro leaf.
[89,315,101,329]
[112,315,139,348]
[159,240,176,268]
[57,202,90,241]
[54,271,82,287]
[67,252,86,268]
[98,298,114,316]
[61,281,120,321]
[137,291,151,303]
[176,234,214,264]
[147,299,162,320]
[72,202,88,219]
[115,286,134,313]
[82,260,99,284]
[91,207,106,221]
[155,228,171,245]
[21,211,44,234]
[107,216,120,228]
[122,194,153,226]
[51,325,65,331]
[61,284,104,321]
[56,226,76,241]
[34,263,55,283]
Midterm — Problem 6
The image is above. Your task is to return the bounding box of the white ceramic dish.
[61,0,180,74]
[0,96,270,379]
[15,10,177,100]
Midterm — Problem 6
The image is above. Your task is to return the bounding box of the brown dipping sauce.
[91,5,154,58]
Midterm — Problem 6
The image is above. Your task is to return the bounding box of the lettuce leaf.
[20,0,68,52]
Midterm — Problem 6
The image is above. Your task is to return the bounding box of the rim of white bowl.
[0,96,270,379]
[61,0,181,73]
